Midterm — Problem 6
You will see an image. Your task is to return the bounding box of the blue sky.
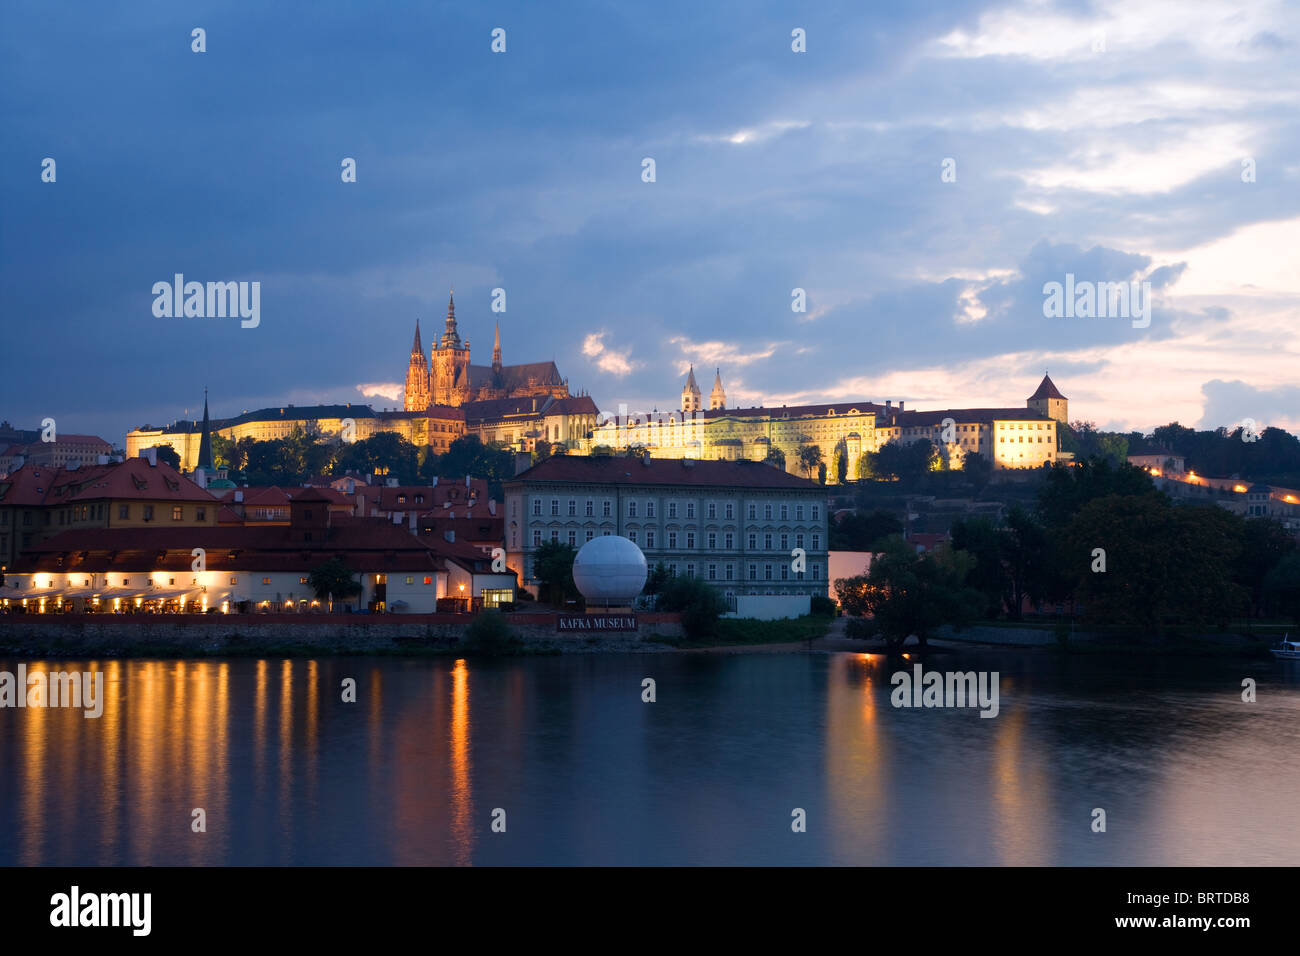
[2,0,1297,445]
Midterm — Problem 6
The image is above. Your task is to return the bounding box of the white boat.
[1269,635,1300,660]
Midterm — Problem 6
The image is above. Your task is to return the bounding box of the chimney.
[513,452,531,476]
[899,401,905,411]
[392,513,403,525]
[96,454,109,465]
[488,499,497,516]
[885,400,892,410]
[408,511,417,531]
[235,490,244,503]
[194,468,207,489]
[431,476,438,487]
[465,475,470,488]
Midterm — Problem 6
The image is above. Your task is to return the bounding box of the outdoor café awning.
[142,587,203,600]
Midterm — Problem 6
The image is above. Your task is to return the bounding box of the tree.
[961,450,993,489]
[835,535,982,651]
[656,574,726,640]
[832,440,848,484]
[151,445,182,470]
[1063,496,1247,635]
[308,557,363,602]
[644,561,671,597]
[829,509,903,551]
[1037,457,1161,530]
[591,444,616,456]
[798,443,823,479]
[1264,552,1300,626]
[764,445,786,470]
[332,432,420,484]
[532,540,579,606]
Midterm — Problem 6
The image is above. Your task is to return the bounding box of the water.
[2,649,1298,865]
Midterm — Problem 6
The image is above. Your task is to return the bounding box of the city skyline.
[3,2,1298,442]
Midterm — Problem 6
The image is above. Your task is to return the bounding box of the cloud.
[582,332,636,376]
[1197,379,1300,432]
[356,382,403,402]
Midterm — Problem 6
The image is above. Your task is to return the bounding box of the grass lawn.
[650,613,835,648]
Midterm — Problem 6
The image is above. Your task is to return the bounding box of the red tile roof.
[510,456,823,490]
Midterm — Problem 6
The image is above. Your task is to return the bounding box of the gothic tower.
[709,368,726,410]
[492,321,502,373]
[431,291,472,406]
[404,320,431,411]
[682,365,701,412]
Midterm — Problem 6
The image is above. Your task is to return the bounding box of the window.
[585,530,594,542]
[725,503,734,520]
[299,576,308,585]
[568,531,577,546]
[533,499,542,516]
[765,564,773,581]
[585,499,593,516]
[143,505,154,520]
[764,504,773,520]
[628,501,638,517]
[780,534,789,550]
[646,501,655,518]
[812,533,821,549]
[533,530,543,547]
[707,532,717,549]
[764,533,773,550]
[707,503,716,519]
[646,531,655,547]
[686,532,695,549]
[780,504,788,520]
[667,531,677,548]
[724,532,734,549]
[708,564,717,581]
[118,504,129,519]
[686,563,695,578]
[405,576,414,585]
[747,504,756,519]
[748,533,756,549]
[230,577,238,585]
[812,505,820,520]
[725,565,733,581]
[424,576,433,585]
[172,506,183,521]
[796,504,804,520]
[568,499,576,516]
[551,499,559,516]
[550,530,559,542]
[812,564,821,580]
[628,531,638,544]
[748,564,757,580]
[796,533,804,548]
[668,502,678,518]
[602,501,612,517]
[262,577,271,585]
[686,503,695,519]
[122,579,130,586]
[781,565,789,581]
[196,507,206,521]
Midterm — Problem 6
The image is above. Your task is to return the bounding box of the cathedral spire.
[411,319,423,355]
[710,368,726,410]
[441,288,461,348]
[492,321,502,372]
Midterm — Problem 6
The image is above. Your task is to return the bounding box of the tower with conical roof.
[404,319,432,410]
[1027,372,1068,424]
[682,365,701,412]
[431,290,471,406]
[709,368,726,410]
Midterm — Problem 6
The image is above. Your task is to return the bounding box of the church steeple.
[709,368,726,410]
[411,319,423,356]
[492,321,502,372]
[197,388,213,471]
[682,365,701,413]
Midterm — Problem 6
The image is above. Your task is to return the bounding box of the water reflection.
[0,652,1298,865]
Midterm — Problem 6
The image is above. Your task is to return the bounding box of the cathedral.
[404,292,570,410]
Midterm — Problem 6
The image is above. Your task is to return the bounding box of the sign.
[556,614,637,633]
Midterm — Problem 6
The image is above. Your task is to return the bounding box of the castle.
[404,292,569,409]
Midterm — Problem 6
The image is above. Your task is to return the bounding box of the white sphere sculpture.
[572,535,648,606]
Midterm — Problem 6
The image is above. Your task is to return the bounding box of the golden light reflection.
[825,653,887,864]
[449,658,474,866]
[990,684,1050,865]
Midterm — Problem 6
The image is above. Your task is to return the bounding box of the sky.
[2,0,1297,447]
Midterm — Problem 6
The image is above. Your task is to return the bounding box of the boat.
[1269,635,1300,660]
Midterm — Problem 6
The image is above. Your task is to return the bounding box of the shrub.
[656,575,726,640]
[810,595,837,617]
[464,609,513,655]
